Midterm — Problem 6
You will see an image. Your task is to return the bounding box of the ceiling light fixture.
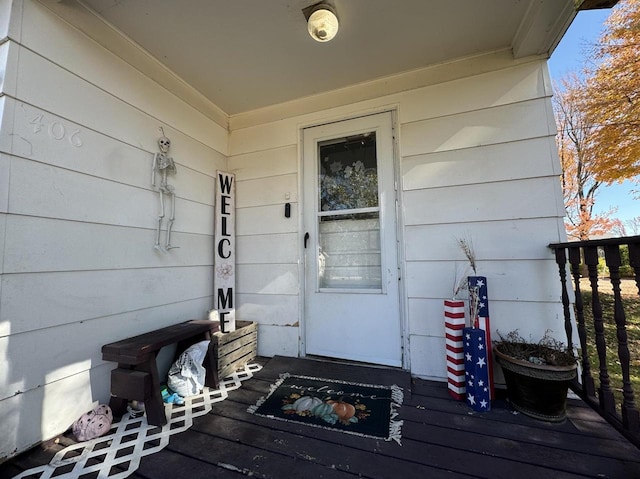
[305,3,339,42]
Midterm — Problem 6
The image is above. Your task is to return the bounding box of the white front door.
[302,112,402,367]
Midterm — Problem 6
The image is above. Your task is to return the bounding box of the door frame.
[296,107,409,370]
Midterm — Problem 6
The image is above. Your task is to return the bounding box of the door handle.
[304,232,310,248]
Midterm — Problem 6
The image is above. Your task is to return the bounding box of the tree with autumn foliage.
[554,75,621,240]
[554,0,640,239]
[585,0,640,183]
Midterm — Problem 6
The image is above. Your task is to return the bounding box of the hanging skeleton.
[151,128,178,251]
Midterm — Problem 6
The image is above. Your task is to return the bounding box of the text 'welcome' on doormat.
[247,373,404,444]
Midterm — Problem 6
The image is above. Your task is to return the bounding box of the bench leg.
[109,396,129,419]
[138,357,167,427]
[204,345,220,389]
[145,394,166,426]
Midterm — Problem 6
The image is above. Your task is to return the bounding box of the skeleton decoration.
[152,128,178,251]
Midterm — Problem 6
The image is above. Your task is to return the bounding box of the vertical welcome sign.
[213,171,236,333]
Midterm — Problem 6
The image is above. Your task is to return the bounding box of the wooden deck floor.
[2,355,640,479]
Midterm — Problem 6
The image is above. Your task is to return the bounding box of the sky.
[547,6,638,230]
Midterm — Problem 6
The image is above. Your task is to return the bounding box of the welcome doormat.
[248,373,403,444]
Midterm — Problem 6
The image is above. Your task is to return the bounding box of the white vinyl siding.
[0,0,225,458]
[228,58,567,380]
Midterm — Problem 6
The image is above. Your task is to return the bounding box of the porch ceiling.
[75,0,578,116]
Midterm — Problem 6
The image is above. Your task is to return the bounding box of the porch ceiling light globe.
[307,4,339,42]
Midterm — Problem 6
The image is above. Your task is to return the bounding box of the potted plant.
[494,330,577,422]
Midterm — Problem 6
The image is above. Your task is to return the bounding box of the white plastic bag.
[167,340,210,397]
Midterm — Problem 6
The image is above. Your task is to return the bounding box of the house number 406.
[30,115,83,147]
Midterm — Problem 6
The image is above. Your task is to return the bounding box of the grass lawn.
[579,280,640,413]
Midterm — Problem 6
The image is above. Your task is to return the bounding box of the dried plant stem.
[457,235,477,275]
[452,262,469,299]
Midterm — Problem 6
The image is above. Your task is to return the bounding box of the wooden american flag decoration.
[468,276,494,399]
[463,326,491,411]
[444,300,466,400]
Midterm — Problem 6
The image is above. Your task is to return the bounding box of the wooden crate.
[209,320,257,387]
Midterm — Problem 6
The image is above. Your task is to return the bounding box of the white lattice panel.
[13,364,262,479]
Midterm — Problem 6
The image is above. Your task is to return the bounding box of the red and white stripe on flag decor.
[444,299,466,400]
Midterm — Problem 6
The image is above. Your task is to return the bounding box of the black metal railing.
[549,236,640,447]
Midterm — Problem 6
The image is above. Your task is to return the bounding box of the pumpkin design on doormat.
[248,374,403,444]
[281,393,371,425]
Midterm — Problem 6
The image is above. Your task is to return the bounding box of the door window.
[317,133,382,290]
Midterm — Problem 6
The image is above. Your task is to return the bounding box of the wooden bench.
[102,320,220,426]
